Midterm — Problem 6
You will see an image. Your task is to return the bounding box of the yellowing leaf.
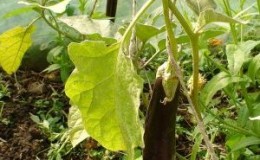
[65,41,143,152]
[0,25,35,74]
[68,105,89,147]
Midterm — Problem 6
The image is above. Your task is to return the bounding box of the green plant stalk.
[167,48,218,160]
[257,0,260,14]
[89,0,98,17]
[48,10,62,39]
[168,2,218,159]
[168,1,194,37]
[40,10,81,42]
[222,0,238,44]
[162,0,178,59]
[190,134,203,160]
[0,102,4,119]
[121,0,155,49]
[141,50,164,69]
[129,0,138,65]
[168,1,201,119]
[190,35,201,118]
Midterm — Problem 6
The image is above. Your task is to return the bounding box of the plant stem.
[40,10,81,42]
[121,0,155,50]
[129,0,138,64]
[168,0,201,118]
[222,0,238,44]
[162,0,178,59]
[89,0,98,17]
[141,50,164,69]
[161,1,179,159]
[48,10,62,39]
[167,1,218,159]
[168,1,194,37]
[168,47,218,160]
[168,1,200,117]
[258,0,260,14]
[190,34,201,118]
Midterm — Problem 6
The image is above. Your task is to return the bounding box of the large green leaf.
[201,72,246,106]
[135,23,161,42]
[65,41,143,152]
[250,104,260,135]
[197,9,245,30]
[226,40,260,75]
[231,136,260,151]
[185,0,216,15]
[0,25,35,74]
[68,105,89,147]
[248,54,260,84]
[59,16,116,37]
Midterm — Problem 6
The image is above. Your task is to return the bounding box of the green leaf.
[47,46,64,63]
[68,105,89,147]
[2,6,34,19]
[251,104,260,135]
[185,0,216,15]
[65,41,143,152]
[0,25,35,74]
[19,0,71,14]
[226,40,260,75]
[30,113,40,124]
[201,72,246,106]
[135,23,161,42]
[201,29,226,40]
[231,136,260,151]
[190,134,203,160]
[226,134,244,150]
[248,54,260,84]
[43,64,61,73]
[197,9,245,30]
[237,104,249,127]
[59,16,116,37]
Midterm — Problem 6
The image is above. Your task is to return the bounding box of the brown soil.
[0,70,87,160]
[0,102,49,160]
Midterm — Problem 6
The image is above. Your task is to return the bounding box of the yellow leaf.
[0,25,35,74]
